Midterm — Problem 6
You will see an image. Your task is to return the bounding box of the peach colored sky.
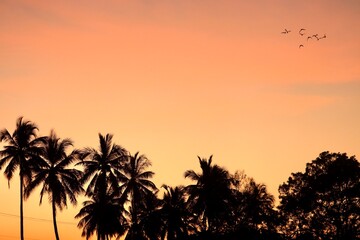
[1,0,360,239]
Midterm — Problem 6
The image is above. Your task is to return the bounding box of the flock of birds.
[281,28,327,49]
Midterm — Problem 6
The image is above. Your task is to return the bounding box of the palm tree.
[24,130,84,240]
[76,186,129,240]
[121,152,157,240]
[0,117,46,240]
[184,155,234,234]
[241,179,275,229]
[229,174,280,239]
[159,185,193,240]
[76,133,128,199]
[132,189,163,240]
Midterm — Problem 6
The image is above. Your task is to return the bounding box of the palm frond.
[0,129,13,143]
[184,170,200,181]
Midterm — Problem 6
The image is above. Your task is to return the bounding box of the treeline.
[0,117,359,240]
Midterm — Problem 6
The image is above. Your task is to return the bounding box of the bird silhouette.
[312,34,320,40]
[299,28,306,36]
[279,27,326,49]
[281,29,291,34]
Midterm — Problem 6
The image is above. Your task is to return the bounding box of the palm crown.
[24,130,83,240]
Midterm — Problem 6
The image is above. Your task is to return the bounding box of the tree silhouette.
[76,186,128,240]
[184,155,234,235]
[278,151,360,239]
[24,130,84,240]
[76,133,128,199]
[121,152,157,240]
[159,185,194,240]
[230,176,280,239]
[0,117,46,240]
[132,189,162,240]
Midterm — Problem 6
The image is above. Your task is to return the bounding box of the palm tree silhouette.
[240,179,276,230]
[121,152,157,240]
[76,133,128,199]
[131,189,162,240]
[159,185,193,240]
[24,130,84,240]
[184,156,234,234]
[76,186,128,240]
[0,117,46,240]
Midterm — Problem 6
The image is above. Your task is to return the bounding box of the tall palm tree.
[24,130,84,240]
[76,133,128,199]
[184,155,234,234]
[121,152,157,240]
[0,117,46,240]
[76,186,129,240]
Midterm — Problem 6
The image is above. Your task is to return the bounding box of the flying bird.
[320,34,327,39]
[299,28,306,36]
[312,34,320,40]
[307,36,312,41]
[281,29,291,34]
[299,44,304,48]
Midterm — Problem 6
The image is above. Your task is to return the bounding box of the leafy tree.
[184,155,234,235]
[24,130,83,240]
[121,152,157,240]
[278,151,360,239]
[0,117,46,240]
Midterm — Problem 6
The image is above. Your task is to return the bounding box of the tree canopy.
[278,151,360,239]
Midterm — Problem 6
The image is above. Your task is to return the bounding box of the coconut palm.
[241,179,275,228]
[159,185,193,240]
[76,186,129,240]
[24,130,84,240]
[0,117,46,240]
[76,133,128,199]
[121,152,157,240]
[184,155,234,234]
[132,189,163,240]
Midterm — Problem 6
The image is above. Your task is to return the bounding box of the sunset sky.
[1,0,359,239]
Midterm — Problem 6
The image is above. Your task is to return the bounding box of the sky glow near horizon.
[0,0,360,239]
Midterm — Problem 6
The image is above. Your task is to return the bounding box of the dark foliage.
[1,118,359,240]
[278,151,360,239]
[0,117,46,240]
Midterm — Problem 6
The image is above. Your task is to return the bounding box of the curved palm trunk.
[52,199,60,240]
[20,175,24,240]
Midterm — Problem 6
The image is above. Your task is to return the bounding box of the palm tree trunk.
[20,175,24,240]
[52,199,60,240]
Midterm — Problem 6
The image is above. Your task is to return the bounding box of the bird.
[307,36,312,41]
[281,29,291,34]
[312,34,320,40]
[299,28,306,36]
[299,44,304,48]
[320,34,326,39]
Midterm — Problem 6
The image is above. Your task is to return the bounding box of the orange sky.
[1,0,360,239]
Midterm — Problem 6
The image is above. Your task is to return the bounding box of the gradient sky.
[1,0,360,239]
